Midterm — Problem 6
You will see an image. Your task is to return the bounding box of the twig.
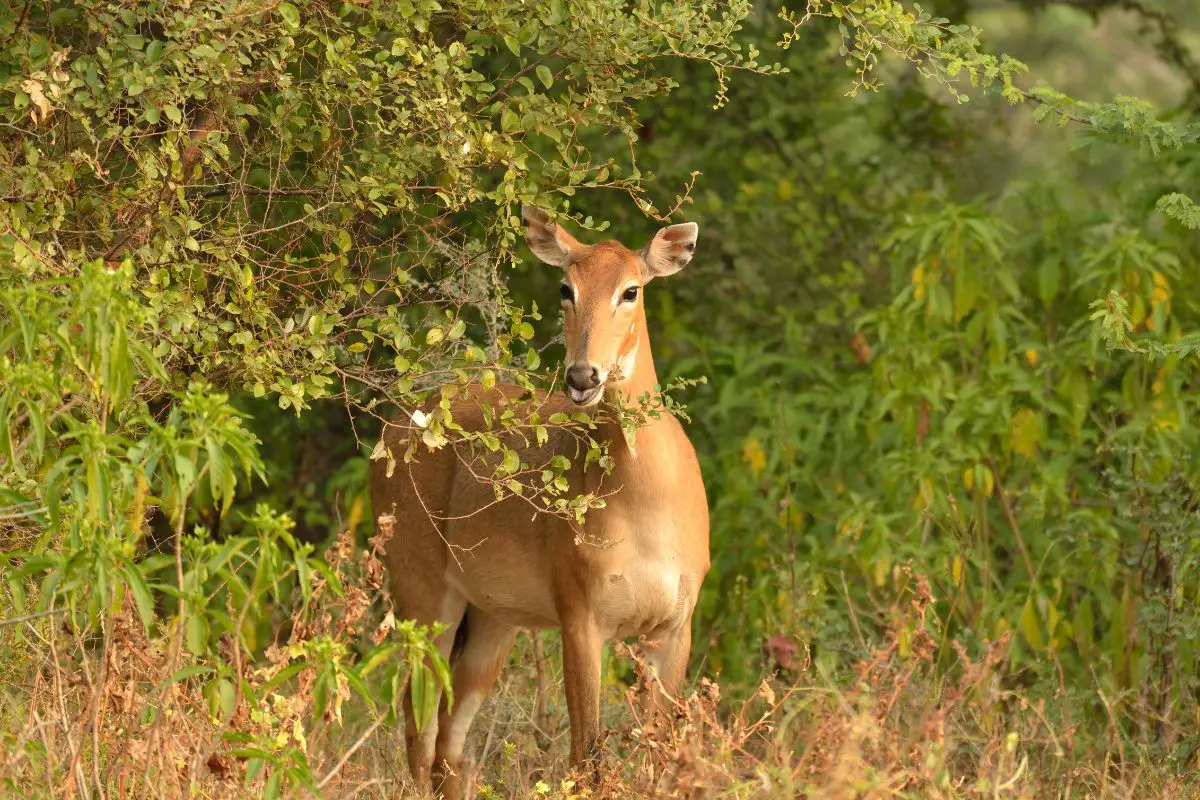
[316,715,386,789]
[1018,89,1093,127]
[3,0,32,46]
[0,505,50,522]
[0,608,68,628]
[531,630,550,744]
[32,709,59,799]
[987,459,1038,586]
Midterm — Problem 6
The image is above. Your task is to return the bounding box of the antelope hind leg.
[432,605,518,800]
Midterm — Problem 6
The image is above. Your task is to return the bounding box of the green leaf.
[1037,257,1060,304]
[1156,192,1200,230]
[167,665,215,685]
[536,65,554,89]
[278,2,300,27]
[120,563,155,632]
[359,643,399,676]
[186,612,208,655]
[409,662,438,732]
[261,664,306,696]
[264,771,282,800]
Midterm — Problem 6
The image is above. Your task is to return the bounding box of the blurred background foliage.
[6,0,1200,795]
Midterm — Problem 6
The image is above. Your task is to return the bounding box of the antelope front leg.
[640,622,692,727]
[560,617,604,768]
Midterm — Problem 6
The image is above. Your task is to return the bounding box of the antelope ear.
[639,222,698,280]
[522,206,582,268]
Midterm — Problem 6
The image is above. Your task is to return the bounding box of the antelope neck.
[597,310,672,451]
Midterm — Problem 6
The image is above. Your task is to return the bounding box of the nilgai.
[369,206,710,798]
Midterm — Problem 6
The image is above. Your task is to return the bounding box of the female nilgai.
[369,207,710,798]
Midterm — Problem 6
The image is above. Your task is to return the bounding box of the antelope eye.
[560,284,574,303]
[621,286,639,303]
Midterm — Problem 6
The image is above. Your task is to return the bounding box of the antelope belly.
[444,541,559,628]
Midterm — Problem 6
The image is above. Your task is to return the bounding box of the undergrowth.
[3,525,1195,799]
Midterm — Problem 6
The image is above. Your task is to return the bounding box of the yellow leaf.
[912,476,934,510]
[982,466,995,497]
[1154,408,1181,432]
[911,263,926,301]
[1020,597,1043,650]
[777,503,803,531]
[951,555,963,587]
[292,718,308,753]
[346,494,364,535]
[962,467,974,491]
[1151,367,1166,396]
[1010,408,1040,459]
[1152,271,1170,304]
[742,438,766,474]
[1149,271,1171,332]
[1024,348,1038,366]
[1046,602,1060,649]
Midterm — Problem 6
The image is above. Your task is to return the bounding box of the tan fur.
[369,208,710,799]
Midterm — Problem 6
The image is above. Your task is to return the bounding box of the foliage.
[0,0,768,795]
[6,0,1200,797]
[580,0,1200,775]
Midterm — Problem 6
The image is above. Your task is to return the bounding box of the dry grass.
[2,537,1198,799]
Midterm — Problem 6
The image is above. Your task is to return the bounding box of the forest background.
[5,0,1200,797]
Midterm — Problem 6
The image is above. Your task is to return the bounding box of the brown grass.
[2,535,1197,799]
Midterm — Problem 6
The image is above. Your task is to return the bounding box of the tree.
[0,1,773,794]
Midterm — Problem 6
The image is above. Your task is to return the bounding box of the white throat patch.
[616,338,639,382]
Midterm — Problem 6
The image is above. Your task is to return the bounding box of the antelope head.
[522,206,699,406]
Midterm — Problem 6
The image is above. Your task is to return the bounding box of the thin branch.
[988,458,1039,587]
[0,608,68,628]
[316,715,385,789]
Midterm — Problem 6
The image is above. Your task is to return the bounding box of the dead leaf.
[22,79,52,125]
[849,332,871,364]
[765,634,798,671]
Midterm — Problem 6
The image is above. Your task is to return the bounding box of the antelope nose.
[566,364,601,391]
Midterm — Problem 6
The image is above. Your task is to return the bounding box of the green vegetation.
[4,0,1200,797]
